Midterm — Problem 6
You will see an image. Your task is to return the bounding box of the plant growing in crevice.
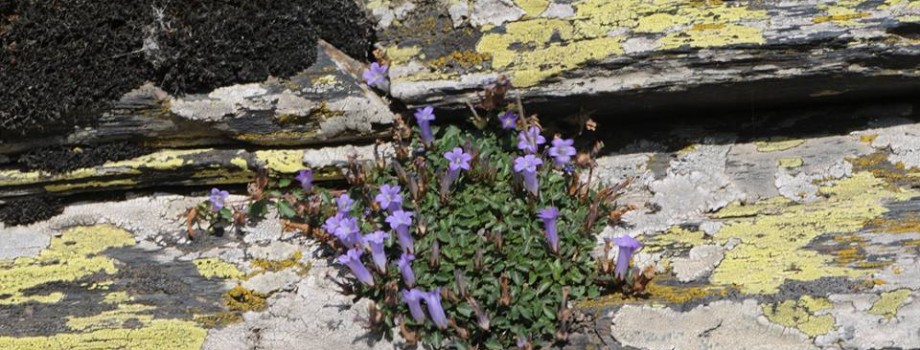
[186,79,652,348]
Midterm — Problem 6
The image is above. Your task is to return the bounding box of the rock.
[373,0,920,117]
[1,41,393,158]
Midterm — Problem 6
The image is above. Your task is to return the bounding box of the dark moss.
[1,0,373,138]
[307,0,375,61]
[150,0,317,94]
[17,141,151,174]
[0,0,152,138]
[0,196,62,226]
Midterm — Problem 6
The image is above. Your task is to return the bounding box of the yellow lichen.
[868,289,913,318]
[778,157,805,169]
[643,226,713,253]
[66,303,157,332]
[703,172,918,294]
[102,291,132,304]
[427,50,492,70]
[110,149,210,171]
[0,225,135,305]
[44,179,138,192]
[477,17,626,87]
[515,0,550,17]
[253,150,305,174]
[0,149,210,188]
[0,319,207,350]
[660,23,765,49]
[754,137,806,152]
[249,251,311,276]
[815,0,871,26]
[230,156,249,170]
[194,312,244,328]
[194,258,245,280]
[860,134,879,143]
[310,74,338,86]
[233,131,320,146]
[224,285,268,312]
[762,296,836,337]
[576,278,732,309]
[385,45,422,65]
[849,152,920,189]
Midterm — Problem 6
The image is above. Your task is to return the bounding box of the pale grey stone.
[610,300,817,350]
[470,0,525,27]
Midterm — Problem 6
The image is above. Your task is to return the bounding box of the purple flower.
[443,147,472,189]
[362,62,388,88]
[397,253,417,287]
[386,210,415,253]
[402,289,427,323]
[613,235,642,280]
[295,169,313,192]
[538,207,560,253]
[415,106,436,144]
[517,127,546,154]
[209,188,230,212]
[323,213,361,247]
[364,231,390,273]
[335,194,354,214]
[499,111,518,130]
[514,155,543,196]
[374,184,403,213]
[424,288,449,329]
[548,137,577,166]
[444,147,472,171]
[517,336,530,349]
[337,248,375,286]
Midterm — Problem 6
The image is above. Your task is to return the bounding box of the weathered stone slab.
[370,0,920,114]
[0,41,392,156]
[3,101,920,349]
[0,143,389,199]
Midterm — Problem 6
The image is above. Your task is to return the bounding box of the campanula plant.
[186,77,649,349]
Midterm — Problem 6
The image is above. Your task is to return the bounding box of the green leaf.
[484,337,502,350]
[278,178,292,188]
[456,303,473,318]
[219,208,233,221]
[277,200,296,218]
[248,200,268,218]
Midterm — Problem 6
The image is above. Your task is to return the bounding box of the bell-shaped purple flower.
[415,106,436,144]
[374,184,403,213]
[209,188,230,211]
[499,111,518,130]
[538,207,560,253]
[397,253,417,287]
[335,194,354,214]
[613,235,642,280]
[517,336,530,349]
[548,137,577,167]
[386,210,415,253]
[295,169,313,192]
[514,155,543,196]
[337,248,375,286]
[402,289,427,323]
[362,62,389,89]
[517,127,546,154]
[424,288,449,330]
[324,213,361,247]
[443,147,472,188]
[364,231,390,273]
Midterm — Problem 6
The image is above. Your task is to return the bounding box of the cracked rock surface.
[3,101,920,349]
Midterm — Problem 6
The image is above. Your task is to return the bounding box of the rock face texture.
[2,102,920,350]
[1,1,920,350]
[371,0,919,115]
